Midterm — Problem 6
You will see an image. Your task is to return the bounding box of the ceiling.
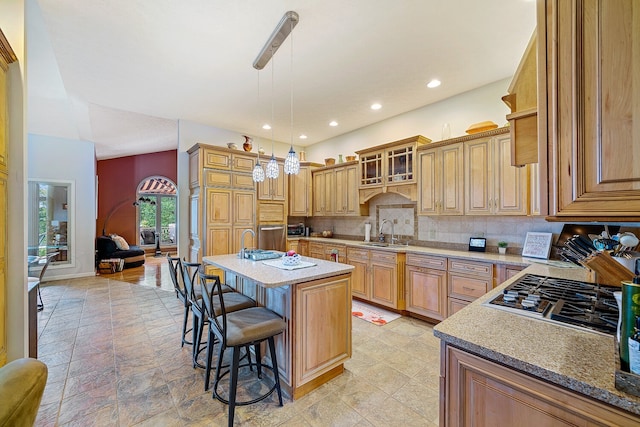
[27,0,537,160]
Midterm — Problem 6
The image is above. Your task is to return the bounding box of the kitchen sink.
[361,242,409,248]
[242,249,283,261]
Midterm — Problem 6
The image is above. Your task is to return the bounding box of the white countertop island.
[202,254,354,400]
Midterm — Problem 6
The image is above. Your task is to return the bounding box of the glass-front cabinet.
[356,135,431,203]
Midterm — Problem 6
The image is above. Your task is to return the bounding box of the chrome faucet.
[239,228,256,258]
[378,219,394,244]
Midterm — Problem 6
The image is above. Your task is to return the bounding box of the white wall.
[28,134,96,279]
[304,78,511,163]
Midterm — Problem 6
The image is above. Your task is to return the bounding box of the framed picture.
[522,232,553,259]
[468,237,486,252]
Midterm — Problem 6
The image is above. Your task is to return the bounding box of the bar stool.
[182,261,254,369]
[200,271,286,427]
[166,255,191,347]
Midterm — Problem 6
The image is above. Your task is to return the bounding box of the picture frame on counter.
[468,237,486,252]
[522,232,553,259]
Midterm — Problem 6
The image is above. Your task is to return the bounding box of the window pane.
[160,196,176,244]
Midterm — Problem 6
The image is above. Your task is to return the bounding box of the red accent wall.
[97,150,177,244]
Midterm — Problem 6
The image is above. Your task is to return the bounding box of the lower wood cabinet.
[442,343,640,426]
[406,253,448,320]
[346,247,405,310]
[447,258,492,312]
[308,241,346,262]
[346,247,370,300]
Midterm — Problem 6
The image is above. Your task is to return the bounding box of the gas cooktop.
[485,274,619,336]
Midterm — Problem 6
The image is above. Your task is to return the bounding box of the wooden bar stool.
[200,271,286,427]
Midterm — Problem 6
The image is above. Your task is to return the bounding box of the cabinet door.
[312,171,325,216]
[289,166,312,216]
[344,164,360,215]
[207,227,232,256]
[206,188,232,224]
[334,166,347,214]
[406,265,447,320]
[440,143,465,215]
[349,258,370,300]
[544,0,640,217]
[233,190,255,225]
[464,138,493,215]
[257,163,286,201]
[370,261,397,309]
[418,149,438,215]
[323,169,335,215]
[493,134,527,215]
[232,226,254,254]
[309,242,325,260]
[298,240,309,256]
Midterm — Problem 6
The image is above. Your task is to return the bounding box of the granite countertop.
[293,236,539,267]
[202,254,354,288]
[433,262,640,416]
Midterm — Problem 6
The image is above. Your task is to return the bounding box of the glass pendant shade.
[252,162,265,182]
[284,146,300,174]
[265,155,279,179]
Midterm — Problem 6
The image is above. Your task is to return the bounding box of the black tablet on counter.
[469,237,486,252]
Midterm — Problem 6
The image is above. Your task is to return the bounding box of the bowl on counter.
[322,230,333,238]
[281,253,301,266]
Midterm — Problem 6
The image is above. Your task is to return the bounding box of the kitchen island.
[202,254,354,400]
[434,263,640,426]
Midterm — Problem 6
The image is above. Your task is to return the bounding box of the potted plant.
[498,241,508,255]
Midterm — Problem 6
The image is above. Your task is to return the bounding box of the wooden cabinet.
[447,258,492,312]
[418,142,464,216]
[312,162,365,217]
[464,131,528,216]
[187,144,256,278]
[298,239,309,256]
[346,247,370,300]
[258,161,286,201]
[288,163,319,217]
[287,239,299,253]
[356,135,431,203]
[540,0,640,218]
[495,263,525,288]
[442,344,640,426]
[346,247,405,310]
[406,253,448,320]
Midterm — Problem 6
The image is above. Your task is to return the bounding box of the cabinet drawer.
[203,149,231,169]
[448,259,493,278]
[406,253,446,270]
[232,154,255,173]
[233,173,255,189]
[205,170,232,187]
[370,250,396,264]
[347,247,369,260]
[309,242,325,253]
[448,274,490,301]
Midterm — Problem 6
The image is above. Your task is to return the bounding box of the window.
[136,177,177,247]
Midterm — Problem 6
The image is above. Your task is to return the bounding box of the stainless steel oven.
[258,224,286,252]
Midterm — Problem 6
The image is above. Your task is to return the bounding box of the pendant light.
[265,46,279,179]
[284,15,300,175]
[252,72,265,182]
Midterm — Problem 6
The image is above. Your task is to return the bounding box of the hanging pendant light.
[265,45,279,179]
[284,15,300,175]
[252,70,265,182]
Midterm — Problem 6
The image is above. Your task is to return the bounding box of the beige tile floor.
[34,274,441,426]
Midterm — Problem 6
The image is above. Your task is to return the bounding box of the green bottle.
[620,277,640,372]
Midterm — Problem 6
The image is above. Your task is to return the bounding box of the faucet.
[239,228,256,258]
[378,219,395,244]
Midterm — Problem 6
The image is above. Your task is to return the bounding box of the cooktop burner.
[486,274,619,336]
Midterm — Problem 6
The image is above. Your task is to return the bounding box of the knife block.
[582,251,635,287]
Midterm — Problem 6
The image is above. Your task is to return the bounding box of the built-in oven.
[258,224,286,252]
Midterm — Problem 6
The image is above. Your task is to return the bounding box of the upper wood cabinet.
[312,161,366,217]
[418,142,464,216]
[289,163,320,217]
[540,0,640,218]
[356,135,431,203]
[257,161,286,201]
[464,131,528,216]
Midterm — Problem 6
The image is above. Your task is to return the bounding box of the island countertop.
[433,262,640,416]
[202,254,354,288]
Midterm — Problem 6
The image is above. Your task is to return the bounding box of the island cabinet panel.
[406,253,448,320]
[443,344,640,426]
[541,0,640,218]
[295,275,351,388]
[263,286,292,390]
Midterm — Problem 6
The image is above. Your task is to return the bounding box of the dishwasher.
[258,224,286,252]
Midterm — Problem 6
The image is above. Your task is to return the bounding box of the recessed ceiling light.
[427,79,441,88]
[262,124,271,130]
[299,134,307,139]
[371,103,382,110]
[329,121,338,127]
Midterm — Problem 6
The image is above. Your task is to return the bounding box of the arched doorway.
[136,176,177,253]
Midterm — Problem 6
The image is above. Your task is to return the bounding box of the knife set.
[561,235,635,287]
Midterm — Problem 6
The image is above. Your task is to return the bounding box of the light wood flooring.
[34,255,441,426]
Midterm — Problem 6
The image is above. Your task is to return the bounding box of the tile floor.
[34,273,441,426]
